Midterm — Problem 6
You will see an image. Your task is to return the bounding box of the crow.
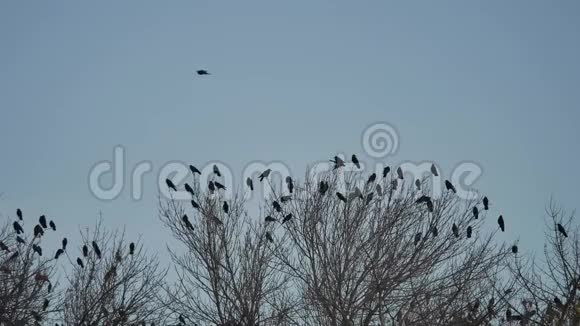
[432,226,438,237]
[92,241,102,259]
[557,223,568,238]
[376,184,383,196]
[49,220,56,231]
[415,195,431,204]
[467,226,472,238]
[208,181,215,193]
[39,215,47,229]
[319,181,329,194]
[336,192,347,203]
[196,70,210,75]
[179,314,186,324]
[62,238,68,250]
[34,224,44,237]
[473,206,479,219]
[42,299,49,311]
[366,192,374,205]
[430,164,438,176]
[282,214,293,224]
[182,215,194,230]
[452,223,459,238]
[223,201,229,214]
[54,249,64,259]
[286,176,294,193]
[259,169,271,182]
[0,241,9,252]
[506,308,512,320]
[264,216,277,223]
[512,245,518,254]
[16,208,22,220]
[166,179,177,191]
[352,155,360,169]
[383,166,390,178]
[191,199,200,210]
[184,183,194,195]
[32,244,42,256]
[213,164,221,177]
[367,173,376,184]
[129,242,135,255]
[83,245,88,257]
[414,232,422,246]
[265,231,274,243]
[16,236,25,244]
[483,197,489,210]
[330,156,345,169]
[280,195,292,203]
[554,296,564,307]
[396,167,404,179]
[426,200,434,212]
[13,221,24,234]
[77,257,84,268]
[246,177,254,191]
[273,201,282,213]
[189,165,201,175]
[445,180,456,193]
[415,179,421,190]
[498,215,505,232]
[214,181,226,190]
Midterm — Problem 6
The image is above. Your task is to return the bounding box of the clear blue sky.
[1,1,579,262]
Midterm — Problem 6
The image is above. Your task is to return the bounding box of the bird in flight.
[196,70,210,75]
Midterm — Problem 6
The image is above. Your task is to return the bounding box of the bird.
[282,214,293,224]
[286,176,294,193]
[129,242,135,255]
[375,184,383,196]
[8,251,19,261]
[246,177,254,191]
[330,156,345,169]
[554,296,564,307]
[196,70,210,75]
[62,238,68,250]
[92,241,102,259]
[273,201,282,213]
[223,201,229,214]
[184,183,194,195]
[265,231,274,243]
[483,197,489,210]
[49,220,56,231]
[452,223,459,238]
[466,226,472,238]
[82,245,88,257]
[367,173,376,184]
[264,216,277,223]
[352,155,360,169]
[54,249,64,259]
[415,195,431,204]
[392,179,398,190]
[415,179,421,190]
[432,226,438,237]
[319,181,329,194]
[430,164,438,176]
[259,169,271,182]
[208,181,216,193]
[42,299,49,311]
[214,181,226,190]
[506,308,512,321]
[512,245,518,254]
[77,257,84,268]
[189,165,201,175]
[16,208,22,220]
[426,200,434,213]
[280,195,292,203]
[191,200,200,210]
[383,166,390,178]
[473,206,479,219]
[39,215,47,229]
[414,232,422,246]
[182,215,194,230]
[213,165,221,177]
[13,221,24,234]
[445,180,456,193]
[336,192,347,203]
[0,241,9,252]
[179,315,186,324]
[557,223,568,238]
[166,179,177,191]
[16,236,25,244]
[33,225,44,237]
[498,215,505,232]
[396,167,404,179]
[32,244,42,256]
[366,193,374,205]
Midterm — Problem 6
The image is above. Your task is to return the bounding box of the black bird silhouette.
[196,70,210,75]
[430,164,438,176]
[182,214,194,230]
[286,176,294,193]
[557,223,568,238]
[415,179,421,190]
[43,299,49,311]
[352,155,360,169]
[215,181,226,190]
[445,180,456,193]
[246,177,254,191]
[223,201,229,214]
[473,206,479,219]
[16,236,25,244]
[432,226,438,237]
[554,296,564,307]
[166,179,177,191]
[92,241,102,259]
[191,200,200,210]
[213,164,221,177]
[129,242,135,255]
[467,226,473,238]
[415,195,431,204]
[16,208,22,220]
[189,165,201,175]
[498,215,505,232]
[396,167,404,179]
[483,197,489,210]
[512,245,518,254]
[366,192,374,205]
[34,224,44,237]
[426,200,434,213]
[330,156,345,169]
[414,232,422,246]
[259,169,271,182]
[272,201,282,213]
[0,241,9,252]
[375,184,383,196]
[82,245,88,257]
[506,308,512,320]
[184,183,194,195]
[265,216,277,223]
[8,251,19,261]
[32,244,42,256]
[282,214,293,224]
[265,231,274,243]
[49,220,56,231]
[367,173,376,184]
[383,166,390,178]
[208,181,216,193]
[319,181,329,194]
[62,238,68,250]
[39,215,47,229]
[452,223,459,238]
[77,257,84,268]
[280,195,292,203]
[336,192,347,203]
[13,221,24,234]
[54,249,64,259]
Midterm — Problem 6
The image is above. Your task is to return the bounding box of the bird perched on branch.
[92,241,102,259]
[557,223,568,238]
[39,215,47,229]
[166,179,177,191]
[431,164,439,176]
[351,155,360,169]
[259,169,271,182]
[196,70,210,75]
[498,215,505,232]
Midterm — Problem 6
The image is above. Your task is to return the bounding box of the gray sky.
[1,1,579,262]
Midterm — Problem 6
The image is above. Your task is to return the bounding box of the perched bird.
[49,220,56,231]
[452,223,459,238]
[246,177,254,191]
[166,179,177,191]
[82,245,88,257]
[430,164,439,176]
[92,241,102,259]
[554,296,564,307]
[366,192,374,205]
[265,231,274,243]
[336,192,347,203]
[179,314,186,324]
[319,181,329,194]
[16,236,25,244]
[498,215,505,232]
[196,69,210,75]
[182,215,194,230]
[473,206,479,219]
[54,249,64,259]
[367,173,376,184]
[512,245,518,254]
[34,225,44,237]
[191,200,200,210]
[396,167,404,179]
[483,197,489,210]
[352,155,360,169]
[466,226,473,238]
[264,216,277,223]
[39,215,47,229]
[214,181,226,190]
[330,156,345,169]
[557,223,568,238]
[184,183,194,195]
[273,201,282,213]
[432,226,438,237]
[426,200,434,213]
[382,166,390,178]
[0,241,9,252]
[223,201,229,214]
[129,242,135,255]
[259,169,271,182]
[506,308,512,320]
[189,165,201,175]
[415,179,421,190]
[375,184,383,196]
[62,238,68,250]
[282,214,293,224]
[445,180,456,193]
[208,181,216,193]
[415,195,431,204]
[213,165,221,177]
[32,244,42,256]
[286,176,294,193]
[13,221,24,234]
[16,208,22,220]
[42,299,49,311]
[280,195,292,203]
[414,232,422,246]
[77,257,84,268]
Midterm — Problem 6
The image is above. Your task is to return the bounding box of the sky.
[1,1,579,265]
